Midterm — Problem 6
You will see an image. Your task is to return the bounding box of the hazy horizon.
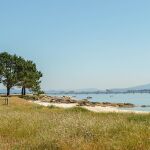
[1,0,150,90]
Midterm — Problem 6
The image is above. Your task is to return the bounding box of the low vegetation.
[0,96,150,150]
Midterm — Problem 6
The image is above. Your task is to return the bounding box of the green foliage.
[68,106,90,112]
[0,52,43,95]
[0,52,18,95]
[19,95,39,101]
[15,55,42,95]
[47,105,59,109]
[31,80,43,95]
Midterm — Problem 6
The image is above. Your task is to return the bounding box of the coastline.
[32,100,149,114]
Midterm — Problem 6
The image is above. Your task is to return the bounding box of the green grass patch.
[47,105,59,109]
[67,106,90,112]
[127,114,150,124]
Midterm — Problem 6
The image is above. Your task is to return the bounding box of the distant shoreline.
[46,90,150,94]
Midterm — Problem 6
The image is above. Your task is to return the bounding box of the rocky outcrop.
[23,95,135,108]
[37,96,135,108]
[41,96,77,104]
[76,99,134,108]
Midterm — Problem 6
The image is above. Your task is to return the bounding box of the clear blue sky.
[0,0,150,90]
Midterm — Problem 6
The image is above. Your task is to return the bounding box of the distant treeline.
[48,89,150,95]
[0,52,43,96]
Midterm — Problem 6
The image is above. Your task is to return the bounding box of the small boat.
[87,96,92,99]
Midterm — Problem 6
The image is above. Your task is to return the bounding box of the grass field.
[0,96,150,150]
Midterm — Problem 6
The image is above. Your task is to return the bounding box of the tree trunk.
[21,87,24,95]
[24,87,26,95]
[7,87,10,96]
[21,87,23,95]
[23,87,26,95]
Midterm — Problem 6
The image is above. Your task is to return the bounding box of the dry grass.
[0,96,150,150]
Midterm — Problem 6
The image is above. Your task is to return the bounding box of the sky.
[0,0,150,90]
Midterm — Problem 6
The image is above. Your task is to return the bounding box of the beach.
[32,100,149,114]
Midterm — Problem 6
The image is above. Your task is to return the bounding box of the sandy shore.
[33,101,77,108]
[32,101,149,114]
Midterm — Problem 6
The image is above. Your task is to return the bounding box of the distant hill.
[111,83,150,92]
[45,88,103,94]
[72,88,101,92]
[46,83,150,94]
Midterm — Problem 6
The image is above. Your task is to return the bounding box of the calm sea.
[48,93,150,112]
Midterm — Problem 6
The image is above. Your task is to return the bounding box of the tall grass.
[0,96,150,150]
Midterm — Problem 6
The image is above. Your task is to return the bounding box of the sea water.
[48,93,150,112]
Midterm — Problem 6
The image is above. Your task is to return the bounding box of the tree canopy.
[0,52,43,96]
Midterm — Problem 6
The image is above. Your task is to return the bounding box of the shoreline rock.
[26,95,135,108]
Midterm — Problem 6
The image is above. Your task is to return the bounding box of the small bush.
[47,105,59,109]
[68,106,90,112]
[20,95,39,101]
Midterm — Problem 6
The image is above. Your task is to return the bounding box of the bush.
[68,106,90,112]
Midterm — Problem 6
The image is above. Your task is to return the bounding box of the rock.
[123,103,135,107]
[28,95,135,108]
[77,99,95,106]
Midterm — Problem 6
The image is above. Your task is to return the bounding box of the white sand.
[82,106,149,114]
[33,101,77,108]
[32,101,149,114]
